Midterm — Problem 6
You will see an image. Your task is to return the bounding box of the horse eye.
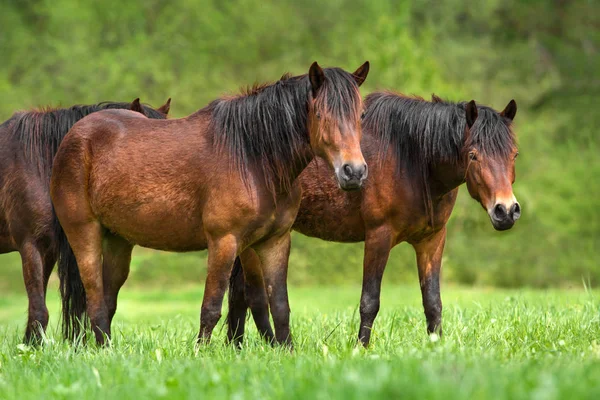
[361,110,366,120]
[469,152,477,161]
[315,112,321,120]
[514,151,519,159]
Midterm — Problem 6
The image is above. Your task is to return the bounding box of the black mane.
[362,91,516,173]
[6,102,166,181]
[206,68,362,195]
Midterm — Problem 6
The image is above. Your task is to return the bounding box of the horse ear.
[158,98,171,116]
[352,61,369,87]
[465,100,478,129]
[500,99,517,121]
[309,61,325,96]
[130,98,146,115]
[431,94,443,103]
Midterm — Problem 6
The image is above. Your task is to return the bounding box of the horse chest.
[394,196,456,244]
[250,193,301,242]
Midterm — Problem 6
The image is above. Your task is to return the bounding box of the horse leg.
[64,221,108,345]
[358,227,393,347]
[102,234,133,326]
[42,250,56,296]
[412,227,446,336]
[253,233,292,346]
[226,257,249,345]
[226,250,274,347]
[198,234,238,343]
[241,248,275,344]
[20,242,49,344]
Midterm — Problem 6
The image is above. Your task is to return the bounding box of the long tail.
[227,257,249,344]
[53,211,88,341]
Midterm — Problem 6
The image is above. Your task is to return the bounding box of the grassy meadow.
[1,1,599,399]
[1,283,599,399]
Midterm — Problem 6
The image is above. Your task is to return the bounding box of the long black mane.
[5,101,166,181]
[362,91,516,174]
[205,68,362,195]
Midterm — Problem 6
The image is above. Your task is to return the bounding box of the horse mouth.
[491,218,516,231]
[338,179,363,191]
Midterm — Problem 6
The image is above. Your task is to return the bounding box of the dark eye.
[514,151,519,159]
[315,112,321,120]
[361,110,366,120]
[469,151,477,161]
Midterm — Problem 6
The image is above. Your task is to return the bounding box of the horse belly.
[92,186,207,252]
[294,196,365,242]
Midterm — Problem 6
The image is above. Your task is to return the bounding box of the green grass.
[1,285,599,399]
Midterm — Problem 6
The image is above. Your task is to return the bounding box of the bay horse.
[0,98,170,344]
[227,92,520,347]
[51,62,370,346]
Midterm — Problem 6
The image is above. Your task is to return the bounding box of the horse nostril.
[511,202,521,220]
[343,164,353,178]
[493,204,507,220]
[357,163,367,179]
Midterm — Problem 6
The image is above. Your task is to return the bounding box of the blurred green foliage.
[0,0,598,289]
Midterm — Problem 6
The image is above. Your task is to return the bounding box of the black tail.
[227,257,249,345]
[53,211,88,341]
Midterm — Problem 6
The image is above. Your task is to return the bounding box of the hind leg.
[21,242,51,344]
[102,234,133,326]
[64,221,108,345]
[42,250,56,295]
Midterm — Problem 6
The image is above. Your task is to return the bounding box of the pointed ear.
[500,99,517,121]
[465,100,478,129]
[309,61,325,96]
[431,94,443,103]
[130,98,146,115]
[352,61,369,87]
[157,98,171,116]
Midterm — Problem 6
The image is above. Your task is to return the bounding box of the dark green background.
[0,0,598,290]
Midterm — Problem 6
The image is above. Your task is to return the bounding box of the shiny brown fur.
[227,93,520,346]
[51,62,369,346]
[0,99,169,344]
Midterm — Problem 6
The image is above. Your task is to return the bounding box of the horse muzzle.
[337,162,368,191]
[489,202,521,231]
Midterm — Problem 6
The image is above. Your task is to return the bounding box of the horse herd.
[0,61,520,348]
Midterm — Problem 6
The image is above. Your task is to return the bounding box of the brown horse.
[51,62,370,346]
[227,92,520,346]
[0,98,170,344]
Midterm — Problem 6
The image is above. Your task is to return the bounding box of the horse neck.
[363,131,465,200]
[274,144,315,194]
[428,158,467,199]
[199,103,314,196]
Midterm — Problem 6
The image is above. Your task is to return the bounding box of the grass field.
[1,284,599,399]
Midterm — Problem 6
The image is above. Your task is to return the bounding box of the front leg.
[358,226,393,347]
[239,248,275,344]
[253,232,292,346]
[412,227,447,335]
[199,234,238,343]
